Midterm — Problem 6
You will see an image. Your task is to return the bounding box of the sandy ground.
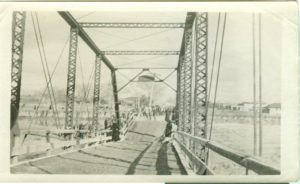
[208,122,280,175]
[11,120,187,175]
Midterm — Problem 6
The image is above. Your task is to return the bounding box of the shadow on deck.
[11,120,187,175]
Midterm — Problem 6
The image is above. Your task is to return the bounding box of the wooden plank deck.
[11,120,187,175]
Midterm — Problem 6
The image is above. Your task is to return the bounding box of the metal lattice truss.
[194,13,208,162]
[11,11,26,110]
[79,22,185,28]
[117,69,177,93]
[181,13,195,134]
[102,50,179,55]
[176,12,208,165]
[92,55,102,127]
[194,13,208,137]
[178,56,185,131]
[182,28,193,134]
[65,28,79,129]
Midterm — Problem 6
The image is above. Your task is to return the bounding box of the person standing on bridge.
[112,117,120,141]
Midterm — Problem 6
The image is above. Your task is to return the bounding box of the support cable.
[205,13,221,129]
[35,13,61,128]
[208,13,227,140]
[30,13,58,129]
[258,13,263,156]
[103,29,173,49]
[77,45,88,100]
[117,55,167,67]
[76,12,96,20]
[24,33,69,138]
[252,13,258,156]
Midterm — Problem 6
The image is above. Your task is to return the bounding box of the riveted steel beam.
[182,27,193,134]
[65,28,78,129]
[11,11,26,110]
[79,22,185,28]
[58,12,115,71]
[102,50,179,55]
[194,12,208,138]
[116,67,176,70]
[181,12,196,135]
[111,70,120,127]
[194,12,209,164]
[92,55,102,128]
[178,56,185,131]
[177,13,196,132]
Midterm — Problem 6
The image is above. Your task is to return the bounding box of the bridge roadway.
[11,120,187,175]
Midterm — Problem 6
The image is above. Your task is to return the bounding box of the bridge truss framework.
[10,11,283,176]
[11,11,208,160]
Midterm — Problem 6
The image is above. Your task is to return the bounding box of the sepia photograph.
[0,2,298,182]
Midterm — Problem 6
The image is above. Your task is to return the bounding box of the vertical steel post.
[182,13,195,134]
[11,11,26,110]
[175,67,180,125]
[194,13,208,138]
[65,27,79,129]
[194,12,208,163]
[178,56,185,131]
[111,69,120,139]
[92,55,102,129]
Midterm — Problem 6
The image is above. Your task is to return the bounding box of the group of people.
[138,105,167,120]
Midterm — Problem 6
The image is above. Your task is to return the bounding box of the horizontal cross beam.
[58,12,115,71]
[79,22,185,28]
[102,50,180,55]
[116,67,177,70]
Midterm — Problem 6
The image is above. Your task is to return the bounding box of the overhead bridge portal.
[10,11,280,175]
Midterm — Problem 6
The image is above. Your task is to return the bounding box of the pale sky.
[20,11,281,105]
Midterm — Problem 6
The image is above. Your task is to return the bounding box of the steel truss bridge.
[10,11,280,175]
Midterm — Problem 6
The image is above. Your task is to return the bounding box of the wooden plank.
[11,143,52,156]
[51,130,76,134]
[172,139,195,175]
[174,137,214,175]
[80,137,100,144]
[52,140,77,148]
[101,136,112,141]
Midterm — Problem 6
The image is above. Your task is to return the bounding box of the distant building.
[237,102,255,112]
[237,102,267,112]
[264,103,281,115]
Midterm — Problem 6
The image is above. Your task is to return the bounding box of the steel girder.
[177,12,196,132]
[111,70,120,127]
[178,56,185,131]
[58,12,114,71]
[102,50,179,55]
[79,22,185,28]
[11,11,26,110]
[182,14,195,134]
[194,12,209,164]
[194,13,208,138]
[92,55,102,128]
[65,28,79,129]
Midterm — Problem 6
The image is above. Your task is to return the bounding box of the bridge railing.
[11,128,113,165]
[120,111,136,139]
[173,130,280,175]
[11,111,137,165]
